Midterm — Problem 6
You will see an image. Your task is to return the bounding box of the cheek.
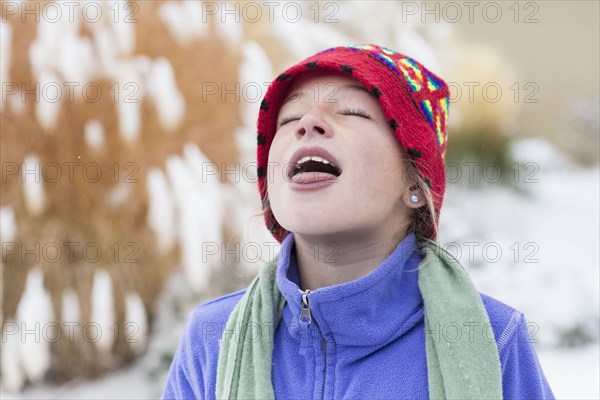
[266,135,289,192]
[348,133,406,196]
[268,133,285,164]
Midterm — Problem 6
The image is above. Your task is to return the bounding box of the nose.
[295,108,333,139]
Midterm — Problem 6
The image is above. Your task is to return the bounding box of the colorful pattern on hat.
[256,44,450,242]
[346,44,450,159]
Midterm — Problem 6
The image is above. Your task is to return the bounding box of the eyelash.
[278,114,302,127]
[278,109,371,127]
[339,108,371,118]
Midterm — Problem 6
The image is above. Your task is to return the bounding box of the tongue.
[291,172,339,184]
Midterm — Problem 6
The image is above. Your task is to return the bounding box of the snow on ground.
[441,137,599,348]
[538,343,600,399]
[0,362,153,399]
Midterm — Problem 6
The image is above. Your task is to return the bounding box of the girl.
[163,44,554,399]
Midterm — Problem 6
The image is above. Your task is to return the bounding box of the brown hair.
[400,147,439,244]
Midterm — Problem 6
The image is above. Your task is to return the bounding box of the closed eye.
[278,114,302,127]
[279,108,370,127]
[339,109,371,119]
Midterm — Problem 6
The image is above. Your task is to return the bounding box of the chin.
[279,215,337,235]
[282,217,357,240]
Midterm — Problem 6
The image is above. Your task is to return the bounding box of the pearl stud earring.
[410,194,419,203]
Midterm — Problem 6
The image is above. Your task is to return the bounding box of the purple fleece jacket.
[163,232,555,399]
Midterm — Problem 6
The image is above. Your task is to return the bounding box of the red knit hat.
[257,44,450,242]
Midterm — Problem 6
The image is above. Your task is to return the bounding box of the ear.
[402,186,427,209]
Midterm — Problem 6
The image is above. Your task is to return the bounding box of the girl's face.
[267,72,418,241]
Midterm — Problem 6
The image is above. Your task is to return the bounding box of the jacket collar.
[276,231,424,347]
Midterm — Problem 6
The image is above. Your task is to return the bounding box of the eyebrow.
[281,83,373,107]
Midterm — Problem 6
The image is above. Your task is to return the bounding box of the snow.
[146,168,177,253]
[57,34,94,85]
[114,61,142,143]
[538,344,600,399]
[232,126,262,203]
[34,71,61,131]
[14,268,54,385]
[28,20,58,77]
[146,58,185,133]
[165,150,217,292]
[213,13,244,46]
[91,26,118,76]
[231,40,304,266]
[233,42,269,222]
[61,288,80,324]
[0,207,17,243]
[510,136,574,171]
[441,140,600,348]
[108,0,136,55]
[239,41,273,128]
[107,182,133,207]
[5,86,26,116]
[124,292,148,355]
[1,319,25,392]
[90,269,116,354]
[21,155,46,216]
[84,120,106,151]
[182,142,225,257]
[158,1,209,47]
[24,0,148,138]
[0,22,12,110]
[0,362,154,399]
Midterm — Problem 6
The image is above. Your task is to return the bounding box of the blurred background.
[0,0,598,398]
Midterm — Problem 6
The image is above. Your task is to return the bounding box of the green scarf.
[216,239,502,399]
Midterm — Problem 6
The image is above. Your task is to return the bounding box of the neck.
[293,224,411,291]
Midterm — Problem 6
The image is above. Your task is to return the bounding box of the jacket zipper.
[299,289,328,398]
[299,290,312,356]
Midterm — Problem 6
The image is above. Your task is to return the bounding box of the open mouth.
[289,155,342,180]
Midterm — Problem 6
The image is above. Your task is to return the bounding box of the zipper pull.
[299,290,312,356]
